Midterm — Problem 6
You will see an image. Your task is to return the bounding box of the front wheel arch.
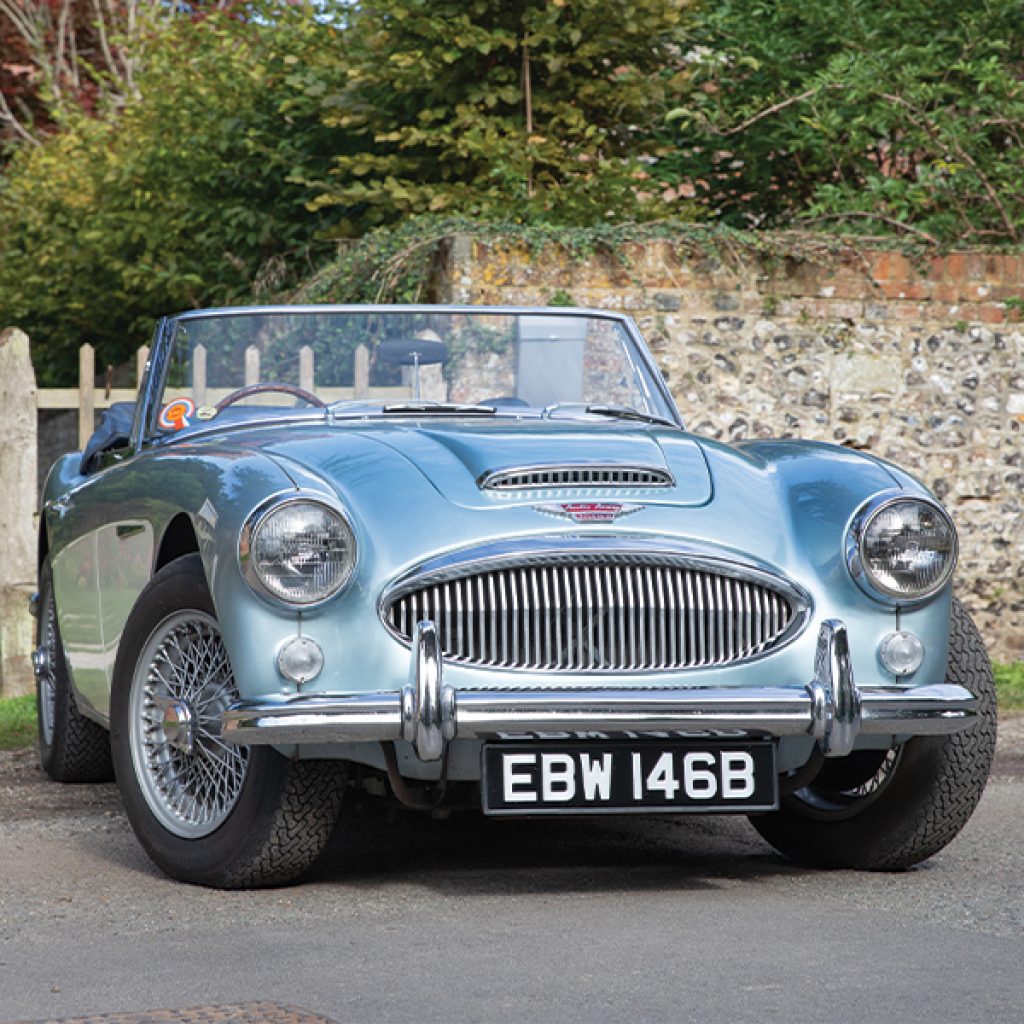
[154,513,200,574]
[749,598,996,870]
[111,553,344,888]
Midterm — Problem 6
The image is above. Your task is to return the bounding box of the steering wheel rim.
[214,383,326,413]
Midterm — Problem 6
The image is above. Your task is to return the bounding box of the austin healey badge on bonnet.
[534,502,645,523]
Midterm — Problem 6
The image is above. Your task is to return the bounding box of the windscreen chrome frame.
[136,305,685,449]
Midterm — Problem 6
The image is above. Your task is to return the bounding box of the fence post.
[245,346,260,387]
[299,346,314,393]
[354,344,369,398]
[193,344,208,407]
[0,328,38,698]
[78,342,95,451]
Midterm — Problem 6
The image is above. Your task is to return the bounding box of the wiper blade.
[585,404,678,428]
[381,402,497,416]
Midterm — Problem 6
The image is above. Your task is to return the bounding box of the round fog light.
[879,631,924,677]
[277,636,324,685]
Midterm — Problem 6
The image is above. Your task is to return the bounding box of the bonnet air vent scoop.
[480,465,675,491]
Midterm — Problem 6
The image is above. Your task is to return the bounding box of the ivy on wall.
[288,214,927,306]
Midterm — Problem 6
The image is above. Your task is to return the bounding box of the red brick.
[821,299,865,319]
[823,273,874,300]
[984,254,1008,284]
[877,279,914,300]
[889,300,928,321]
[978,302,1007,324]
[1002,253,1024,284]
[954,302,983,322]
[869,252,893,282]
[978,284,1023,303]
[943,252,968,282]
[776,297,828,319]
[962,253,991,282]
[927,282,954,304]
[890,252,918,283]
[904,280,933,301]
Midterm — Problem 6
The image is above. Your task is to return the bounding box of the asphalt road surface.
[2,720,1023,1024]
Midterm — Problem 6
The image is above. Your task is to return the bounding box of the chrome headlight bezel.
[239,492,357,608]
[846,491,958,606]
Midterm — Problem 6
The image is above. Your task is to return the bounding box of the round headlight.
[243,498,356,605]
[852,495,957,602]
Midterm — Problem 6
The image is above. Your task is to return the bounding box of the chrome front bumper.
[221,619,979,763]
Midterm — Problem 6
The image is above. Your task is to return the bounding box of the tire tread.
[213,759,345,889]
[37,559,114,784]
[750,598,996,870]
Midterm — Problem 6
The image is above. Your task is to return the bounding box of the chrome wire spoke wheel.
[37,594,58,747]
[128,610,249,839]
[789,747,903,822]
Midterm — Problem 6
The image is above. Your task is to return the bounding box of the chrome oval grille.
[481,466,674,490]
[384,559,798,672]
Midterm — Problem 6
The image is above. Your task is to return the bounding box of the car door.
[49,459,155,722]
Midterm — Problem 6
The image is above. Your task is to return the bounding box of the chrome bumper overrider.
[220,619,979,762]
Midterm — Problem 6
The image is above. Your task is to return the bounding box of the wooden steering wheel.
[214,383,326,413]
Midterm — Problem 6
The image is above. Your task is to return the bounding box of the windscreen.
[150,309,674,436]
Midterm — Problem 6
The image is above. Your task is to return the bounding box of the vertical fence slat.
[299,346,314,394]
[193,344,208,406]
[354,344,369,399]
[136,345,150,393]
[244,346,260,388]
[78,343,95,450]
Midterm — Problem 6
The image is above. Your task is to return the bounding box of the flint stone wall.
[441,235,1023,663]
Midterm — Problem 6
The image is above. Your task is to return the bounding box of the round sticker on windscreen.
[158,397,195,431]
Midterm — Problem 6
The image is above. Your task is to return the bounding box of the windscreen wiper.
[381,402,497,416]
[585,404,679,428]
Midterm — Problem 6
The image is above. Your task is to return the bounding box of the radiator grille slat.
[386,559,798,673]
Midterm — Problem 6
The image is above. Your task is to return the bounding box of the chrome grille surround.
[380,538,810,674]
[480,464,674,491]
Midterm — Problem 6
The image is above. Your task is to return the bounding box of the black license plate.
[482,740,777,815]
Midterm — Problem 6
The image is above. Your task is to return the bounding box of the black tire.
[110,554,344,888]
[36,559,114,783]
[749,598,996,870]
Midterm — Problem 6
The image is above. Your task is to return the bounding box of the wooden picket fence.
[37,341,411,450]
[34,343,152,450]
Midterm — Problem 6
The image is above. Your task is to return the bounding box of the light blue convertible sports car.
[34,306,995,887]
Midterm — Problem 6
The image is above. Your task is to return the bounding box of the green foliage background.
[656,0,1024,244]
[0,0,1022,382]
[0,5,345,383]
[299,0,687,231]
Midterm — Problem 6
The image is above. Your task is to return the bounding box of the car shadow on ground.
[6,743,992,895]
[303,798,802,895]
